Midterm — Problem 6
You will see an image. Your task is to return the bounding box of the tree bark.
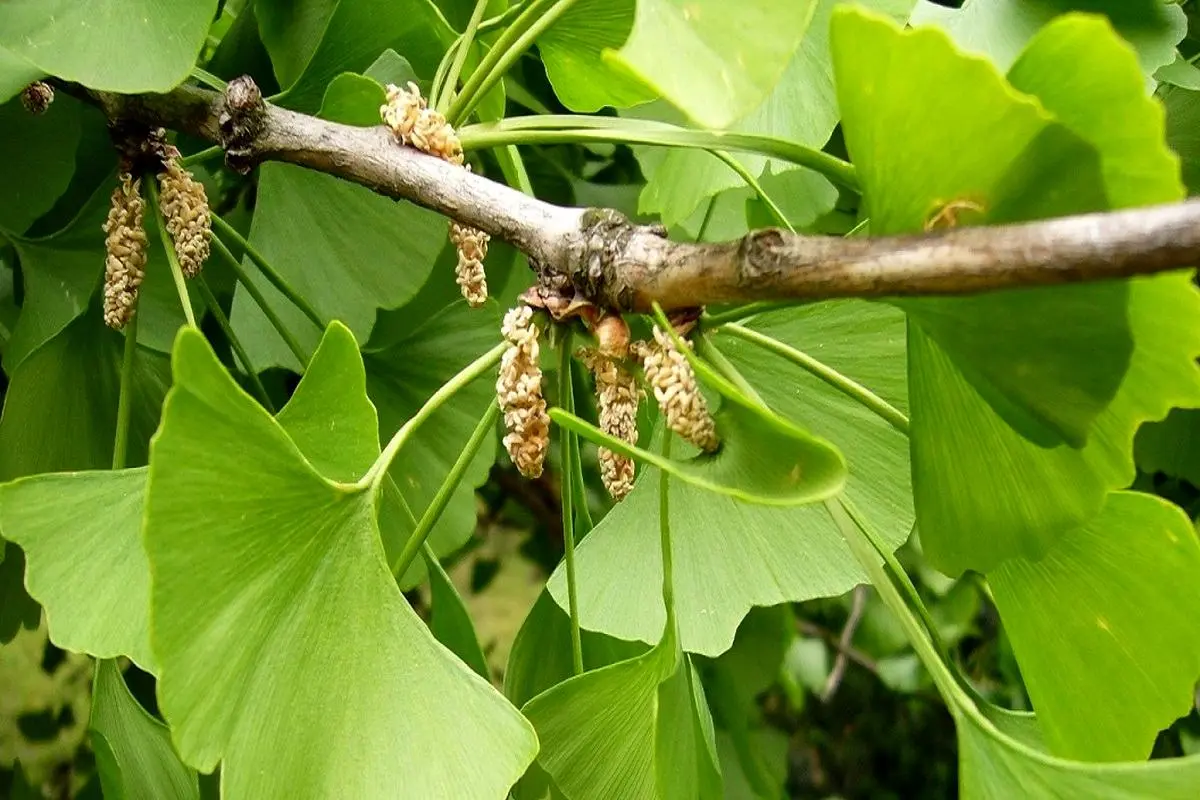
[70,76,1200,313]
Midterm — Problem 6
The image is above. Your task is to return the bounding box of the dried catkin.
[381,82,488,306]
[497,306,550,478]
[157,146,211,278]
[633,326,719,452]
[449,221,489,307]
[578,348,640,500]
[102,174,149,330]
[20,81,53,115]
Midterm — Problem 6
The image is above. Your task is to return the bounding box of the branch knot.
[219,76,266,174]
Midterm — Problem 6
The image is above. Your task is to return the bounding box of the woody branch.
[70,76,1200,312]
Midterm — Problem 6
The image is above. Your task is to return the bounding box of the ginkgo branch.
[68,76,1200,314]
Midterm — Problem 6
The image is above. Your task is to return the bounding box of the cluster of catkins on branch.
[496,307,719,499]
[101,131,212,329]
[381,83,489,307]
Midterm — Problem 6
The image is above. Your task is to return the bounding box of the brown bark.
[65,77,1200,313]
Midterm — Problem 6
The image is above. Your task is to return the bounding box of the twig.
[56,76,1200,314]
[797,619,879,677]
[820,585,869,703]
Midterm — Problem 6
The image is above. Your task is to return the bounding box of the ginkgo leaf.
[553,394,846,506]
[230,161,447,372]
[143,325,537,797]
[3,179,199,373]
[911,0,1186,79]
[543,0,816,129]
[1135,408,1200,486]
[0,0,218,94]
[892,12,1200,573]
[634,0,912,228]
[560,311,847,505]
[550,301,908,656]
[256,0,453,113]
[0,543,40,644]
[522,610,721,799]
[833,8,1129,452]
[959,704,1200,799]
[909,273,1200,573]
[0,469,155,672]
[0,94,81,235]
[987,491,1200,762]
[365,299,500,587]
[0,309,171,481]
[90,659,198,800]
[425,548,490,679]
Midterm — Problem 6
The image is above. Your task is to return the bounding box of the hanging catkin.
[102,173,149,330]
[578,348,640,500]
[157,145,211,278]
[633,326,719,452]
[381,83,488,307]
[497,306,551,478]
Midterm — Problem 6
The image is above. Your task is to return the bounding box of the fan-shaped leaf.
[144,325,536,797]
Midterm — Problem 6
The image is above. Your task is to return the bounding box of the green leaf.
[0,309,171,480]
[90,660,198,800]
[523,621,720,800]
[230,162,447,371]
[1007,15,1184,209]
[4,761,38,800]
[987,492,1200,761]
[274,322,379,482]
[0,46,42,104]
[1135,408,1200,485]
[424,548,490,679]
[894,13,1200,573]
[257,0,453,112]
[1165,86,1200,195]
[910,0,1186,79]
[0,0,218,93]
[314,53,421,127]
[550,301,907,656]
[910,272,1200,574]
[0,95,81,235]
[317,72,388,126]
[4,178,198,373]
[505,589,649,708]
[0,469,155,672]
[144,325,537,795]
[615,0,817,128]
[959,705,1200,799]
[364,299,499,586]
[0,542,40,644]
[1156,52,1200,91]
[896,284,1128,450]
[539,0,658,113]
[634,0,913,228]
[554,331,847,506]
[561,0,817,129]
[834,9,1133,450]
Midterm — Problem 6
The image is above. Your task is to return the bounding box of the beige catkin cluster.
[633,326,719,452]
[497,306,550,478]
[381,82,489,306]
[158,146,211,277]
[449,221,489,307]
[20,81,53,114]
[578,348,640,500]
[102,174,149,330]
